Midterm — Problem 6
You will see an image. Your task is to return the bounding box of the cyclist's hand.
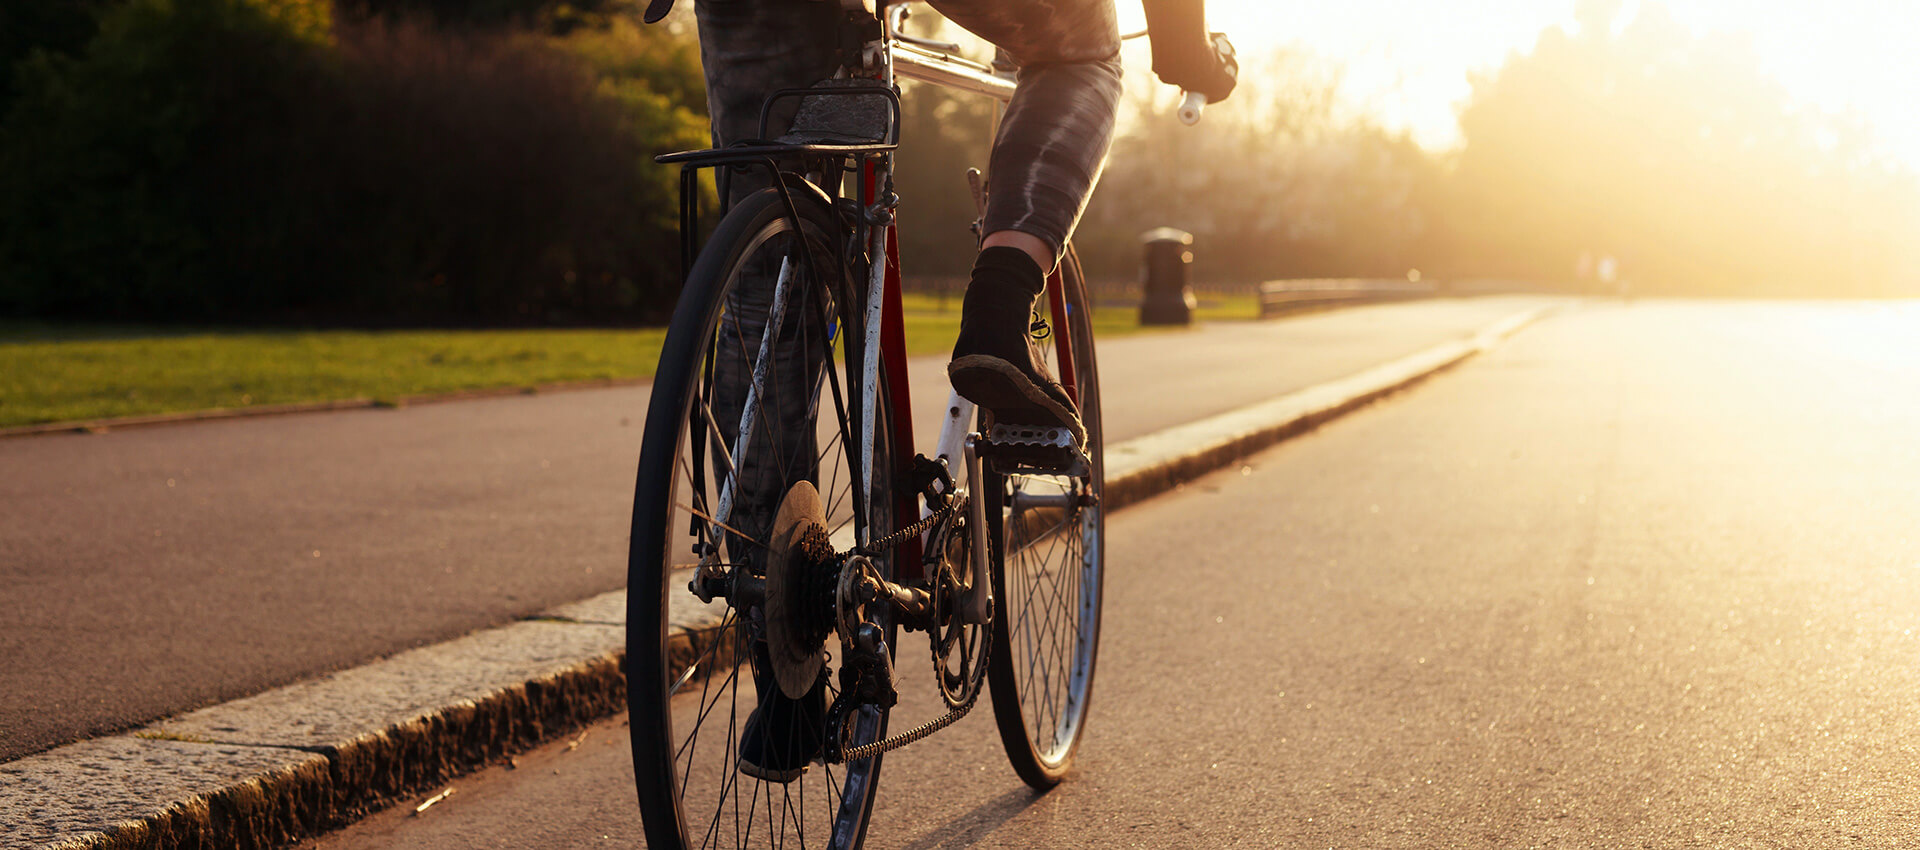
[1154,32,1236,103]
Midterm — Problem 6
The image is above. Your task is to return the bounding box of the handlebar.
[1178,91,1207,126]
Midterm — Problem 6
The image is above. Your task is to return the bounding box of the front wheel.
[985,245,1105,788]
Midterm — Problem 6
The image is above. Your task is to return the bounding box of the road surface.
[302,299,1920,847]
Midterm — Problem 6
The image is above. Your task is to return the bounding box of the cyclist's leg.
[692,0,850,556]
[692,0,844,781]
[928,0,1122,265]
[694,0,839,202]
[930,0,1122,442]
[693,0,843,574]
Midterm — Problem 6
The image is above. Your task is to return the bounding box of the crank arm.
[962,433,994,624]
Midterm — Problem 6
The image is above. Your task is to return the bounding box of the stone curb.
[1,306,1551,849]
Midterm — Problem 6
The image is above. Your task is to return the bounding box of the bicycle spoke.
[676,628,744,768]
[679,650,744,842]
[670,610,743,697]
[1013,500,1084,746]
[816,428,854,534]
[677,501,770,553]
[699,399,739,481]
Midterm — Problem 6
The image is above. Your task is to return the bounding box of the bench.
[1258,278,1437,318]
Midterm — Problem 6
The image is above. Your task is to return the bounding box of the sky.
[1117,0,1920,169]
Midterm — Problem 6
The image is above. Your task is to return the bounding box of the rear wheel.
[627,184,896,849]
[985,245,1105,788]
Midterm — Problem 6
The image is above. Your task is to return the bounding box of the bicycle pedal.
[978,424,1088,476]
[986,423,1074,448]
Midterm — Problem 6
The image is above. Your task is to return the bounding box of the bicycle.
[626,4,1209,846]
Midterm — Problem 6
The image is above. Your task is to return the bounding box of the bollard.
[1139,227,1197,326]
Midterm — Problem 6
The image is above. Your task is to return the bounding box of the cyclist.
[673,0,1236,782]
[694,0,1236,446]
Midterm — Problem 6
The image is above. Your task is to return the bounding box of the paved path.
[300,299,1920,848]
[0,296,1550,763]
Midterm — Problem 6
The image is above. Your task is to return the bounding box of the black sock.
[968,245,1045,300]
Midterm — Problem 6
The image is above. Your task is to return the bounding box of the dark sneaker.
[737,643,825,783]
[948,352,1086,446]
[948,247,1087,446]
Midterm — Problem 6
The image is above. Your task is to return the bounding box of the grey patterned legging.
[694,0,1123,264]
[694,0,1120,553]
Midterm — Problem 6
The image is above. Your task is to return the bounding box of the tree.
[1081,51,1435,285]
[892,78,997,286]
[0,0,708,323]
[1447,0,1920,294]
[0,0,108,113]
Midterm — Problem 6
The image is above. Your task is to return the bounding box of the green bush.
[336,0,627,29]
[314,16,703,323]
[0,0,705,324]
[0,1,108,112]
[0,0,320,317]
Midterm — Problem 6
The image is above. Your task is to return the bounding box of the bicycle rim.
[628,186,895,849]
[986,246,1105,787]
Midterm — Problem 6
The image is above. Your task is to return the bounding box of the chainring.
[926,512,986,707]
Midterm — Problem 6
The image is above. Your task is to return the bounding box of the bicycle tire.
[628,183,897,850]
[984,245,1105,788]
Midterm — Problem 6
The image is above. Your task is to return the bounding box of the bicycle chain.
[826,488,987,763]
[854,498,956,557]
[833,429,1087,761]
[829,620,990,763]
[829,423,1087,762]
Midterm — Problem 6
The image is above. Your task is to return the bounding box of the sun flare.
[1143,0,1920,169]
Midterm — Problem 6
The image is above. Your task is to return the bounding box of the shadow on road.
[897,784,1045,850]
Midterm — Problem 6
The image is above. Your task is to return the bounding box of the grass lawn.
[1,292,1254,428]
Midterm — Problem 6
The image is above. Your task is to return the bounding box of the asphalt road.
[301,299,1920,847]
[0,297,1544,763]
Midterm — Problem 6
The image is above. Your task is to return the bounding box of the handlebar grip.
[1178,91,1208,126]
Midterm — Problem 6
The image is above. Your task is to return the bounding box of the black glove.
[1143,0,1238,102]
[1189,33,1238,102]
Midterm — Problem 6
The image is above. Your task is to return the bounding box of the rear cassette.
[763,482,840,699]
